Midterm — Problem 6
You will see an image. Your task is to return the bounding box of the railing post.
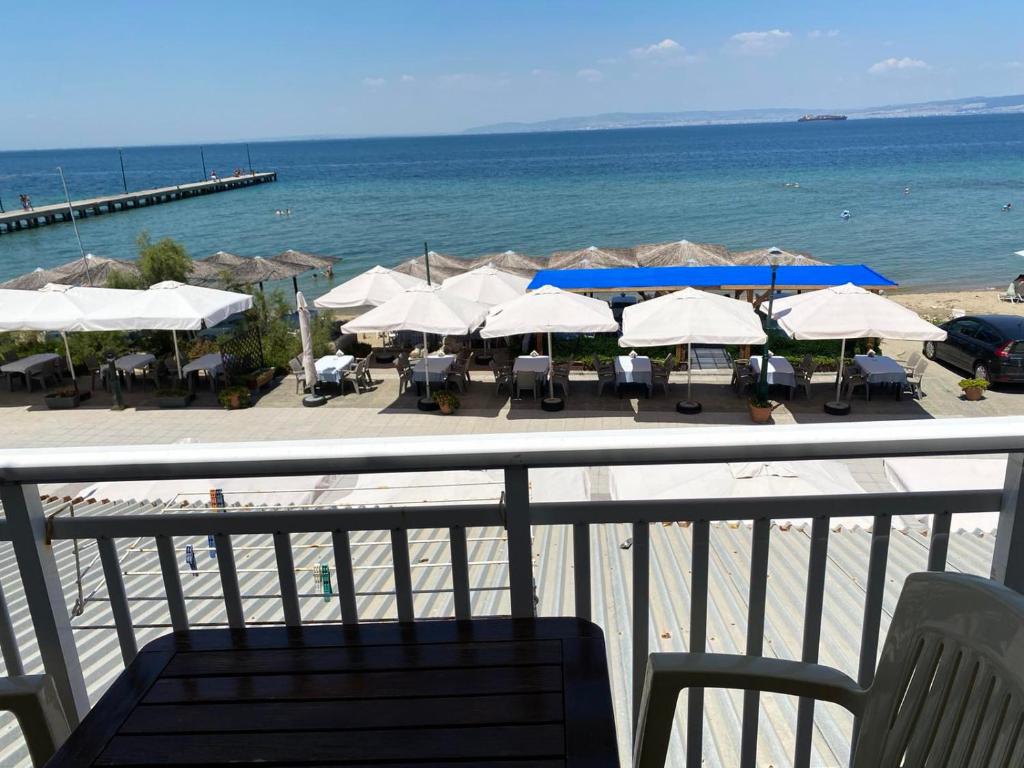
[504,466,535,618]
[992,451,1024,593]
[0,482,89,724]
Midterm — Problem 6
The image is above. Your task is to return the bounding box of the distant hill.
[464,94,1024,134]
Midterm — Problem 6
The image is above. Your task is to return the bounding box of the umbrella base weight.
[541,397,564,412]
[302,394,327,408]
[418,397,439,412]
[676,400,702,415]
[824,400,851,416]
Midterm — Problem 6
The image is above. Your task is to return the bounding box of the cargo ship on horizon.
[798,114,848,122]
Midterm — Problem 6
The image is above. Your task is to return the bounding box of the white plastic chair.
[634,572,1024,767]
[0,675,71,767]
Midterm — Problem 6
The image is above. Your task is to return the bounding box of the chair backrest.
[852,572,1024,766]
[663,353,675,370]
[905,351,921,369]
[591,354,601,371]
[289,358,304,375]
[914,359,929,378]
[517,370,537,389]
[801,353,814,370]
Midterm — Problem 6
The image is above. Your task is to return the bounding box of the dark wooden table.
[46,618,619,767]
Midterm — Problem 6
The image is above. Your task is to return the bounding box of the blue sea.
[1,114,1022,300]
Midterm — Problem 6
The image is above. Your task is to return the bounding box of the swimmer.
[840,210,851,220]
[1003,203,1013,212]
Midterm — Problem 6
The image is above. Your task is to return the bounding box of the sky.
[4,0,1024,150]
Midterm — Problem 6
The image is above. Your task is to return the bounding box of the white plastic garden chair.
[634,572,1024,767]
[0,675,71,767]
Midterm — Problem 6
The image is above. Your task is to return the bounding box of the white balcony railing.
[1,416,1024,768]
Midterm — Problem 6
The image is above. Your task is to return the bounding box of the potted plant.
[958,378,989,401]
[243,367,275,391]
[748,395,777,424]
[433,390,460,415]
[218,385,252,410]
[44,385,80,410]
[155,388,194,409]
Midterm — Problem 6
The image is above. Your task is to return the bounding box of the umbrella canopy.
[547,245,637,270]
[231,256,307,286]
[184,259,228,288]
[296,292,317,393]
[314,265,426,311]
[635,240,731,267]
[768,283,946,341]
[142,281,253,329]
[340,284,487,336]
[480,285,618,337]
[440,266,531,307]
[730,246,826,266]
[619,288,766,347]
[201,251,247,267]
[274,249,340,271]
[393,251,473,284]
[52,253,142,286]
[0,266,69,290]
[0,287,84,331]
[471,250,547,275]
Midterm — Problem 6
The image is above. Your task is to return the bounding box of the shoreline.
[888,286,1024,322]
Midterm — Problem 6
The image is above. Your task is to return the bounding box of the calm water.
[1,115,1022,300]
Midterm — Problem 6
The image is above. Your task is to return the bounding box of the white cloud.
[577,68,603,82]
[809,29,839,39]
[631,38,682,58]
[361,77,386,88]
[400,74,415,83]
[868,57,930,75]
[729,29,791,55]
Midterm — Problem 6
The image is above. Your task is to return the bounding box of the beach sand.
[889,288,1024,323]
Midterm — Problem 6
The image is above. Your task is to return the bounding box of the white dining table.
[182,353,226,391]
[614,356,652,389]
[412,355,456,384]
[854,355,907,384]
[749,355,796,393]
[513,355,551,374]
[1,353,60,391]
[315,354,355,385]
[106,352,156,392]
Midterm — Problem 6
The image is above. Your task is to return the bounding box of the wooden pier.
[0,171,277,234]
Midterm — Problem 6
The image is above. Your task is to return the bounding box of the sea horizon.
[1,113,1022,300]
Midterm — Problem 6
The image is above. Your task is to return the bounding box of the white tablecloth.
[115,353,155,373]
[854,355,907,385]
[513,356,551,374]
[182,353,225,376]
[1,352,59,375]
[315,354,355,384]
[412,355,455,383]
[614,356,652,386]
[749,355,795,388]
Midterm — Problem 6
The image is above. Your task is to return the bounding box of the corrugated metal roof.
[0,486,996,767]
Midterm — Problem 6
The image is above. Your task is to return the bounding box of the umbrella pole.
[548,332,555,399]
[172,331,183,381]
[423,331,431,401]
[677,341,702,414]
[835,338,845,401]
[825,338,851,416]
[61,332,76,389]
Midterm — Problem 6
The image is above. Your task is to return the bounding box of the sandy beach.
[889,287,1024,323]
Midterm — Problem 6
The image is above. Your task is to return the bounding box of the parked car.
[923,314,1024,384]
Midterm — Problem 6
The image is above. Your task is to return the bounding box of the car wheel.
[974,363,990,383]
[923,341,936,360]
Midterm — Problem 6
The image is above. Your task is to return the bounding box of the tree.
[105,269,145,289]
[136,231,193,286]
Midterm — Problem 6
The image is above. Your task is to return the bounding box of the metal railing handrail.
[2,416,1024,483]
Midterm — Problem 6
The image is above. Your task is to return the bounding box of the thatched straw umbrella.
[729,246,827,266]
[201,251,248,268]
[635,239,731,267]
[393,251,473,285]
[470,250,547,276]
[0,267,70,290]
[274,249,340,274]
[184,259,228,288]
[52,254,142,286]
[231,257,307,291]
[548,245,637,270]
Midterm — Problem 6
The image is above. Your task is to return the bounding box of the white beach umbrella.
[608,461,867,528]
[619,288,767,410]
[341,284,487,401]
[0,287,83,377]
[440,266,531,307]
[296,292,317,395]
[767,282,946,411]
[313,265,426,312]
[481,284,618,400]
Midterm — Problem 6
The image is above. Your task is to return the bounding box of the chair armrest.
[633,653,866,768]
[0,675,72,767]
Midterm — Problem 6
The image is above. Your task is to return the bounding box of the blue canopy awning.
[527,265,897,292]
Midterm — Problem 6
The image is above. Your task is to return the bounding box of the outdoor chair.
[395,359,413,395]
[489,360,513,395]
[906,358,929,400]
[999,282,1024,303]
[288,357,307,394]
[651,363,670,396]
[794,360,817,399]
[843,367,870,400]
[456,348,472,381]
[901,351,921,376]
[144,359,171,390]
[551,363,571,398]
[633,572,1024,768]
[446,358,469,394]
[596,362,616,397]
[515,370,540,399]
[731,361,754,397]
[29,360,60,392]
[84,355,105,392]
[351,358,372,394]
[662,353,676,371]
[0,674,71,767]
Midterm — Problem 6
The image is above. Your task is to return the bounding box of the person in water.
[1003,203,1013,211]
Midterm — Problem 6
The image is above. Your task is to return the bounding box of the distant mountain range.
[464,94,1024,134]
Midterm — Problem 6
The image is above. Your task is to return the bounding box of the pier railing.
[1,417,1023,767]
